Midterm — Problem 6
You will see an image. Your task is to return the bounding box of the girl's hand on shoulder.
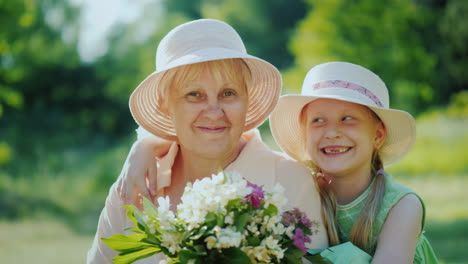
[117,136,172,209]
[372,194,423,264]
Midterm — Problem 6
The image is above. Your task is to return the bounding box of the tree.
[285,0,438,115]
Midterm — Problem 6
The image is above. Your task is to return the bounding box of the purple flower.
[244,182,265,208]
[282,208,312,229]
[292,228,312,254]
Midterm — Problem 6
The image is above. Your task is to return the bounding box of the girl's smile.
[320,145,353,155]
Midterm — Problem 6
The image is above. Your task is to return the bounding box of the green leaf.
[216,214,224,227]
[247,235,260,246]
[189,226,208,240]
[225,198,243,211]
[205,212,217,229]
[134,209,151,233]
[193,244,207,255]
[101,233,151,251]
[112,247,161,264]
[304,250,333,264]
[263,204,278,216]
[219,247,251,264]
[123,205,141,231]
[283,247,305,264]
[234,213,250,232]
[178,249,201,264]
[142,196,159,219]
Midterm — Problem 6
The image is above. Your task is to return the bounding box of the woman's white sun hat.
[270,62,416,167]
[129,19,281,141]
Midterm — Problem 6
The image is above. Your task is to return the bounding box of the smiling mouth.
[321,146,352,154]
[197,126,227,133]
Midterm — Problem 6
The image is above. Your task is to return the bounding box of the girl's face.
[303,98,386,177]
[167,62,248,160]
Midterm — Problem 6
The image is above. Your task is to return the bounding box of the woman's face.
[303,98,386,177]
[167,63,248,159]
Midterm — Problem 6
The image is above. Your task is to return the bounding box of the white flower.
[205,236,217,250]
[160,232,184,254]
[205,226,244,250]
[264,183,287,210]
[270,222,287,236]
[242,246,271,263]
[224,212,235,225]
[215,226,243,249]
[285,225,295,238]
[157,197,176,231]
[158,259,176,264]
[261,215,281,233]
[261,236,285,261]
[177,172,250,229]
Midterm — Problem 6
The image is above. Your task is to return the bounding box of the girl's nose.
[324,125,341,139]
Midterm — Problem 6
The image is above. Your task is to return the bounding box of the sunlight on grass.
[0,219,93,264]
[390,117,467,175]
[396,175,468,221]
[395,174,468,264]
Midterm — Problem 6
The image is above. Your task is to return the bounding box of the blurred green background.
[0,0,467,263]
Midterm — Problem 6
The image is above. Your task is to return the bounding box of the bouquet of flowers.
[103,171,319,264]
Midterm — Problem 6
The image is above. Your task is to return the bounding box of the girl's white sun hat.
[270,62,416,167]
[129,19,281,141]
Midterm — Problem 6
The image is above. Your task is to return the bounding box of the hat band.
[310,80,384,108]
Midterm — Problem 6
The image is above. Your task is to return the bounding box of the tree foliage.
[285,0,443,114]
[284,0,467,116]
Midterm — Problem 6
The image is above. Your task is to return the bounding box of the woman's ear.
[374,121,387,149]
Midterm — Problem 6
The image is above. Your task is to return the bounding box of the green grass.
[0,219,93,264]
[395,175,468,264]
[390,117,468,175]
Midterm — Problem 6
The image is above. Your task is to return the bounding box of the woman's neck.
[329,166,373,205]
[174,139,247,182]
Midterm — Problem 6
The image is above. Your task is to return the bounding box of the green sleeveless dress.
[335,173,438,263]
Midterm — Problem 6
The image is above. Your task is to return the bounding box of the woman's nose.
[204,99,224,119]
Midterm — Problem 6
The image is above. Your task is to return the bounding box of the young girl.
[270,62,438,263]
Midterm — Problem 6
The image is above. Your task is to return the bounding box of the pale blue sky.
[69,0,160,62]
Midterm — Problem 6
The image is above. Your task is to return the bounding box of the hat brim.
[270,94,416,167]
[129,48,281,141]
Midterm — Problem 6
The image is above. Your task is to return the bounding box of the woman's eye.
[222,90,236,97]
[187,91,200,97]
[342,116,353,121]
[185,91,203,101]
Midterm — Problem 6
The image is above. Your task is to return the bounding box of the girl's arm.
[372,194,423,264]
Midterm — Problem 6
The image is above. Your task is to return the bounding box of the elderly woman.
[87,19,327,264]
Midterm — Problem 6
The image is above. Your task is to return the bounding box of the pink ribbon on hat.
[311,80,384,108]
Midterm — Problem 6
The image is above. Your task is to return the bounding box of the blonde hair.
[299,104,386,252]
[157,59,252,113]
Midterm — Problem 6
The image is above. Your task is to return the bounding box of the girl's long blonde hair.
[300,105,386,253]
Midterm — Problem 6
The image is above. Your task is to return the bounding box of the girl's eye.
[342,116,353,121]
[312,117,324,123]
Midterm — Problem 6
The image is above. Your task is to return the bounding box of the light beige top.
[87,130,328,264]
